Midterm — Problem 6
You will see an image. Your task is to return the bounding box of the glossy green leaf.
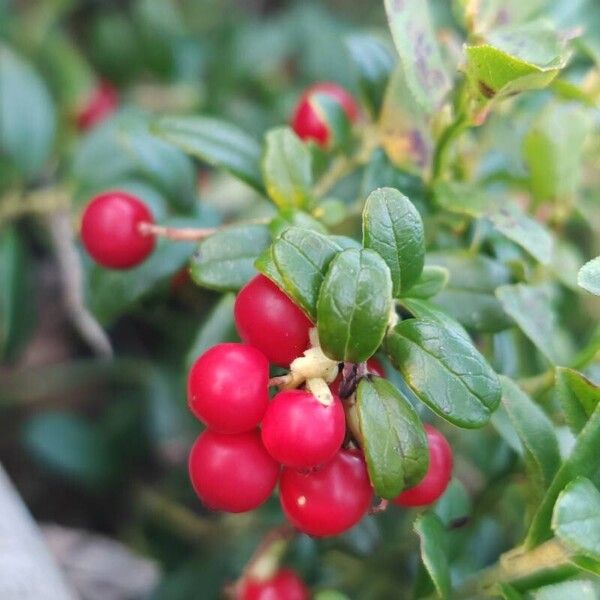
[0,44,56,177]
[488,203,554,265]
[552,477,600,566]
[383,0,450,113]
[526,402,600,548]
[256,227,342,320]
[153,115,264,192]
[262,127,313,210]
[345,33,394,115]
[556,368,600,434]
[185,294,238,369]
[495,376,560,496]
[191,224,271,292]
[403,266,449,299]
[523,102,592,204]
[414,512,451,599]
[426,252,513,332]
[386,317,501,427]
[356,377,428,499]
[496,284,571,365]
[317,248,393,363]
[399,298,470,340]
[578,257,600,296]
[362,187,425,296]
[465,21,568,107]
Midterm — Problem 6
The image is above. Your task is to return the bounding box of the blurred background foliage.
[1,0,600,598]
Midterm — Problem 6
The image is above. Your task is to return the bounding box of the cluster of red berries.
[187,274,453,538]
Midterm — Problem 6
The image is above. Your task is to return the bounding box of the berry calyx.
[76,81,119,131]
[330,357,386,397]
[188,343,270,434]
[238,569,309,600]
[234,275,312,367]
[189,429,279,513]
[291,82,358,146]
[261,389,345,469]
[80,191,155,269]
[279,449,373,537]
[393,425,452,507]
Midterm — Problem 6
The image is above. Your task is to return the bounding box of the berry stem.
[138,222,216,241]
[370,498,389,515]
[269,374,294,388]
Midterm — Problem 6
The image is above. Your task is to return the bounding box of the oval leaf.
[190,224,271,292]
[578,257,600,296]
[362,187,425,296]
[414,512,451,600]
[357,377,428,499]
[555,367,600,435]
[385,318,501,428]
[317,248,393,363]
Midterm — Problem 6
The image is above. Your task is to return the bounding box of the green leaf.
[345,33,394,116]
[256,227,342,321]
[496,284,571,365]
[487,202,554,265]
[191,224,271,292]
[523,102,592,204]
[465,21,568,108]
[426,252,513,333]
[578,257,600,296]
[494,376,560,497]
[0,228,34,359]
[383,0,450,113]
[532,580,599,600]
[434,479,472,527]
[185,294,238,369]
[22,411,116,489]
[456,0,547,34]
[433,181,490,218]
[152,115,265,192]
[552,477,600,566]
[399,298,470,340]
[268,208,326,238]
[0,44,56,177]
[555,367,600,434]
[385,318,501,428]
[356,377,428,499]
[317,248,393,363]
[403,266,449,299]
[414,512,451,599]
[526,402,600,547]
[262,127,313,210]
[362,187,425,296]
[498,582,525,600]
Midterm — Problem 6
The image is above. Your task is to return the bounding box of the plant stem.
[0,188,70,225]
[138,222,216,241]
[431,112,469,183]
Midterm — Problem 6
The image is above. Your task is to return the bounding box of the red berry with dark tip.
[80,191,155,269]
[76,80,119,131]
[238,569,309,600]
[188,343,270,434]
[393,425,452,507]
[261,389,345,468]
[279,449,373,537]
[189,429,279,513]
[330,357,385,397]
[291,82,358,146]
[234,275,312,367]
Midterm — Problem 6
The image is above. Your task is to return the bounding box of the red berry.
[393,425,452,507]
[76,81,119,131]
[261,389,345,468]
[189,429,279,513]
[239,569,309,600]
[279,449,373,537]
[234,275,312,367]
[188,343,270,434]
[291,82,358,146]
[80,191,155,269]
[330,357,385,397]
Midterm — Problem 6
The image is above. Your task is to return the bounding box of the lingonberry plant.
[2,0,600,598]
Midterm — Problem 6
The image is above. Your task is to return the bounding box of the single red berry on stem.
[80,191,155,269]
[261,389,345,469]
[393,425,452,507]
[279,449,373,537]
[330,357,385,397]
[189,429,279,513]
[239,568,309,600]
[234,275,312,367]
[76,80,119,131]
[188,343,270,434]
[291,82,358,146]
